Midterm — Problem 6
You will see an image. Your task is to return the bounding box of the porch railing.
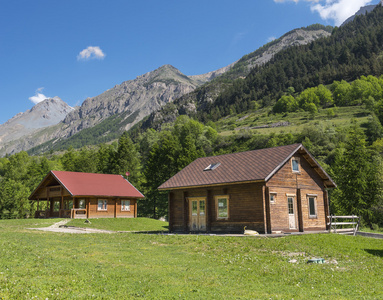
[59,209,72,218]
[35,210,49,218]
[71,208,87,219]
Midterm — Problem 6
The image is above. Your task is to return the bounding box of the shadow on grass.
[365,249,383,257]
[132,226,169,234]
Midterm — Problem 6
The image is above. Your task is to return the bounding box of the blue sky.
[0,0,380,124]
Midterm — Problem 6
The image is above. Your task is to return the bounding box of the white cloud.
[274,0,375,26]
[311,0,373,26]
[29,87,49,104]
[77,46,106,61]
[267,36,277,42]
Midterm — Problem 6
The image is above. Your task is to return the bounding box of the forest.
[1,6,383,230]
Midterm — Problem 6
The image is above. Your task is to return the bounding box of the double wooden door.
[189,197,207,232]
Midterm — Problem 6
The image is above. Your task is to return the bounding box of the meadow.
[0,218,382,299]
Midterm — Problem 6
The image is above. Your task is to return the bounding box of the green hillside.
[2,7,383,231]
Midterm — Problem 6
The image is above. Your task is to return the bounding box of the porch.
[34,208,87,219]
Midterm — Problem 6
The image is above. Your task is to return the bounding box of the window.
[270,193,277,203]
[288,197,294,214]
[204,162,221,171]
[308,196,317,218]
[215,195,229,219]
[199,200,205,216]
[292,158,300,172]
[121,200,131,211]
[98,199,107,211]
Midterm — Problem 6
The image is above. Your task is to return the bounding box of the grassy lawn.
[66,217,169,232]
[0,219,382,299]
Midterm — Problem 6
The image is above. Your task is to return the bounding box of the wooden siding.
[115,199,137,218]
[87,198,137,218]
[168,183,266,233]
[266,153,326,232]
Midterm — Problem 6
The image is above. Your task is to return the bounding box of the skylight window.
[204,162,221,171]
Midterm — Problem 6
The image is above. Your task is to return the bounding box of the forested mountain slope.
[141,25,332,131]
[199,5,383,122]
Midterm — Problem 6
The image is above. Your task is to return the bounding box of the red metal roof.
[50,171,144,198]
[158,143,336,190]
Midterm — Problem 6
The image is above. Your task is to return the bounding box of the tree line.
[1,112,383,229]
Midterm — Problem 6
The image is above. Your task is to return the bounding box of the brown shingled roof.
[158,143,336,190]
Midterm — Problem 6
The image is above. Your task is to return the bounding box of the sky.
[0,0,381,124]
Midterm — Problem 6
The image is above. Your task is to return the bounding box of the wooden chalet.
[158,144,336,234]
[29,171,144,219]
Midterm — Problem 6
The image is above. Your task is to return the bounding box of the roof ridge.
[196,143,302,161]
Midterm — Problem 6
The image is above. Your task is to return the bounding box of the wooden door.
[288,197,296,229]
[189,198,207,232]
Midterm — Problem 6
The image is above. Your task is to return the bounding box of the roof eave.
[158,179,265,191]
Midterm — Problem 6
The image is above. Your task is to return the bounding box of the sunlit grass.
[218,106,370,136]
[67,217,168,232]
[0,219,382,299]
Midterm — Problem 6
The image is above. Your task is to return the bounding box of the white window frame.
[308,196,317,218]
[98,199,108,211]
[291,157,300,173]
[215,195,229,220]
[121,200,131,211]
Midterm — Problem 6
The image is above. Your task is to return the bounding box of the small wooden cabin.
[158,144,336,234]
[29,171,144,219]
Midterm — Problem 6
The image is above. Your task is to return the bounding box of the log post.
[183,191,189,232]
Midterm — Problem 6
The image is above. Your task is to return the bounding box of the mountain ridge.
[0,25,332,156]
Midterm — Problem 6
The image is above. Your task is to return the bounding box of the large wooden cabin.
[158,144,336,234]
[29,171,144,219]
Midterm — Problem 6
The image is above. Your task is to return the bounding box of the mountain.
[141,25,332,131]
[0,25,332,156]
[200,4,383,125]
[0,65,208,156]
[0,97,73,149]
[341,1,382,26]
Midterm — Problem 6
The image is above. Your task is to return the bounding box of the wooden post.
[264,186,272,234]
[323,189,330,230]
[86,199,90,219]
[114,198,117,218]
[72,197,76,219]
[206,190,212,232]
[168,193,173,232]
[296,189,303,232]
[183,191,189,232]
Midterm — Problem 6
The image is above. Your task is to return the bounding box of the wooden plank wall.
[266,153,326,232]
[88,198,137,218]
[168,182,266,233]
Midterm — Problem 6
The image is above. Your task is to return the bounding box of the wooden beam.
[183,191,189,232]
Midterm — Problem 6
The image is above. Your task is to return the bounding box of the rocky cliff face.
[61,65,202,136]
[0,65,206,156]
[0,26,333,156]
[0,97,73,151]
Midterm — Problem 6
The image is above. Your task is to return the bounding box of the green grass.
[66,217,169,232]
[0,218,382,299]
[217,106,370,136]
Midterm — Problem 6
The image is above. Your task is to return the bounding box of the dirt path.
[29,220,114,234]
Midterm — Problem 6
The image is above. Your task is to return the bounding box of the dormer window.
[292,158,300,173]
[204,162,221,171]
